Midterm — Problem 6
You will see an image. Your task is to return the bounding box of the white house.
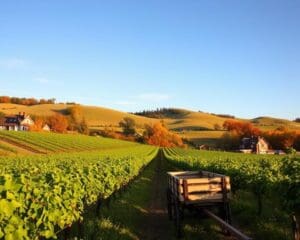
[0,112,34,131]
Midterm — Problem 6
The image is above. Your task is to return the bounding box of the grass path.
[59,149,292,240]
[138,150,173,240]
[80,150,229,240]
[82,149,174,240]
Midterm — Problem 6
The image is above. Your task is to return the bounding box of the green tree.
[119,117,136,136]
[78,118,89,135]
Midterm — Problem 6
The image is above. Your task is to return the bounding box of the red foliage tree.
[0,96,10,103]
[48,114,68,133]
[263,129,297,150]
[223,120,261,138]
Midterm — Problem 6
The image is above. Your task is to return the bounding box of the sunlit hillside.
[1,103,300,147]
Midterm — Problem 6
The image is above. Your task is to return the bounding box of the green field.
[0,131,138,155]
[0,136,158,239]
[0,131,299,239]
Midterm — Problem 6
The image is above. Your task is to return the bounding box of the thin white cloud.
[0,58,27,69]
[136,93,171,102]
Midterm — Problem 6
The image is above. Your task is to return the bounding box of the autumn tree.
[143,122,184,147]
[48,113,68,133]
[67,105,83,123]
[263,129,297,150]
[77,118,89,135]
[214,123,222,131]
[0,96,56,105]
[29,117,44,132]
[223,120,261,137]
[0,96,10,103]
[65,105,89,134]
[220,120,261,150]
[39,99,48,104]
[119,117,136,136]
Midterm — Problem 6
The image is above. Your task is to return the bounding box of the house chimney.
[23,112,25,116]
[19,112,21,116]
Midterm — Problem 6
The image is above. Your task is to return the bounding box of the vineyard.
[0,140,158,239]
[0,131,137,155]
[0,131,299,239]
[164,148,300,239]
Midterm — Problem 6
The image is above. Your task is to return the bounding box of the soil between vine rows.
[82,150,229,240]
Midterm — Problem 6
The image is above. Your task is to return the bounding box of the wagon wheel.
[166,188,173,220]
[174,200,183,238]
[219,202,232,235]
[225,202,232,225]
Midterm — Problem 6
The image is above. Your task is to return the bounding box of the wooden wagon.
[166,170,252,240]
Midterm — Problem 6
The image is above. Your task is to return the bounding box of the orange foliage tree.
[0,96,10,103]
[220,120,261,150]
[263,128,297,150]
[143,122,184,147]
[48,114,68,133]
[223,120,261,137]
[29,117,44,132]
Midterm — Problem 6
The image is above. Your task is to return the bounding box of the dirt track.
[139,150,173,240]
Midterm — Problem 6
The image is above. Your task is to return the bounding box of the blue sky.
[0,1,299,119]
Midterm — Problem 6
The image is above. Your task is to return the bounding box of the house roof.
[0,113,32,126]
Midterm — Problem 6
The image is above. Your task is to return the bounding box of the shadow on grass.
[78,164,155,240]
[231,190,292,240]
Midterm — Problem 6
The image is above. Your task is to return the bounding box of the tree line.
[133,108,189,119]
[0,96,78,106]
[0,96,57,105]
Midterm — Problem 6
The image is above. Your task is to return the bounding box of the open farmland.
[2,103,300,147]
[0,135,158,239]
[163,148,299,239]
[0,131,137,155]
[0,131,299,239]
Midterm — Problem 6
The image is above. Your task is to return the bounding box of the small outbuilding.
[42,124,51,132]
[240,136,269,154]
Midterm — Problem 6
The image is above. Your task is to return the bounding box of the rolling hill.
[1,103,300,147]
[0,103,158,128]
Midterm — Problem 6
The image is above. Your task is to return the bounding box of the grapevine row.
[0,145,158,239]
[163,148,299,219]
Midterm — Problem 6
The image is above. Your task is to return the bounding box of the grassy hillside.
[165,110,230,131]
[251,116,300,131]
[0,103,158,128]
[1,103,299,147]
